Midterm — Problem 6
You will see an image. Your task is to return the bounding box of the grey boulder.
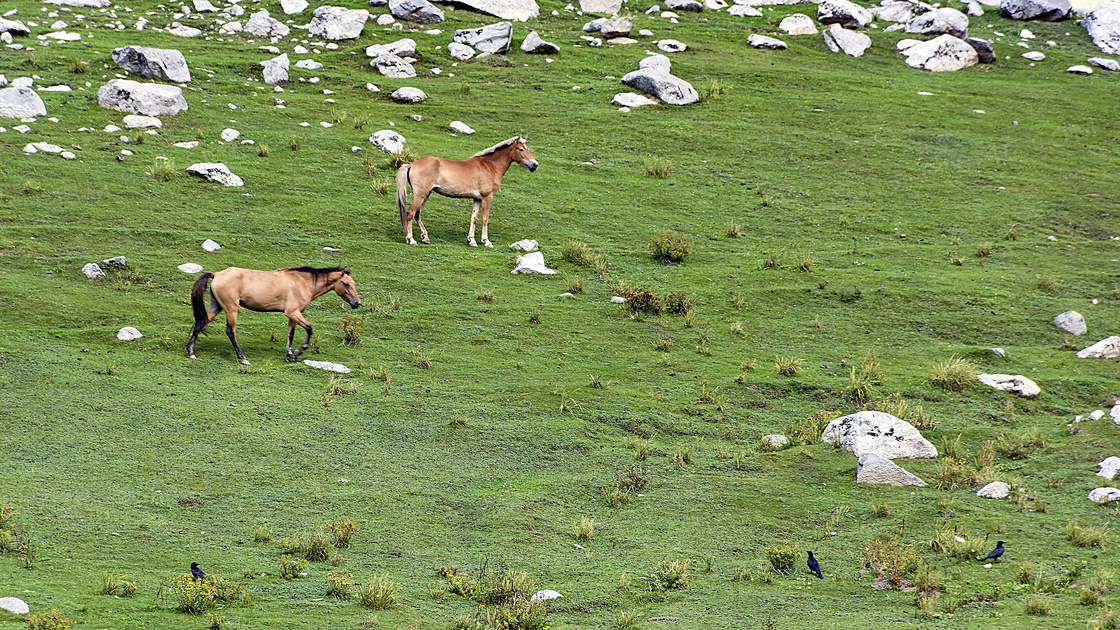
[640,53,672,72]
[369,129,407,153]
[999,0,1070,20]
[454,22,513,53]
[512,251,557,274]
[521,31,560,53]
[857,453,929,487]
[111,46,191,83]
[309,6,370,39]
[580,0,622,12]
[1083,2,1120,55]
[371,54,417,78]
[821,410,937,459]
[779,13,818,34]
[611,92,658,106]
[875,1,914,22]
[747,34,788,48]
[0,18,31,36]
[905,7,969,38]
[1089,56,1120,71]
[824,25,871,56]
[818,0,873,28]
[1098,456,1120,481]
[97,80,187,116]
[620,69,698,105]
[261,53,289,86]
[187,163,244,186]
[244,10,290,37]
[977,373,1040,398]
[390,0,445,23]
[666,0,704,10]
[1052,310,1086,335]
[366,39,417,57]
[0,87,47,119]
[965,36,996,62]
[600,16,633,38]
[1076,336,1120,358]
[976,481,1010,498]
[432,0,539,21]
[390,87,427,103]
[1089,487,1120,503]
[0,598,30,615]
[901,33,978,71]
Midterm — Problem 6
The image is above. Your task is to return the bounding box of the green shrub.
[561,239,596,267]
[326,517,356,547]
[927,355,976,391]
[354,574,397,609]
[326,569,354,599]
[337,313,365,345]
[252,524,272,543]
[25,610,72,630]
[573,516,595,541]
[643,157,672,179]
[151,159,176,182]
[862,537,920,586]
[388,146,418,168]
[1025,594,1052,616]
[650,230,691,263]
[765,540,798,574]
[774,355,804,377]
[649,559,690,590]
[279,555,308,580]
[623,286,661,315]
[996,429,1044,460]
[664,292,696,316]
[98,571,137,597]
[1066,520,1109,548]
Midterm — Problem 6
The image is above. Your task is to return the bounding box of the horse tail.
[191,272,215,326]
[396,164,411,229]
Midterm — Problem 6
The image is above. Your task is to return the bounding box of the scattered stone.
[824,25,871,56]
[369,129,407,153]
[1089,57,1120,71]
[97,79,188,116]
[1088,487,1120,503]
[261,53,289,85]
[748,34,788,48]
[1098,457,1120,481]
[1090,409,1106,421]
[967,1,984,15]
[295,59,323,70]
[821,410,938,459]
[168,24,203,38]
[611,92,657,106]
[281,0,309,13]
[1022,50,1045,60]
[529,589,562,603]
[0,87,47,119]
[244,9,290,38]
[965,36,996,62]
[187,162,244,186]
[117,326,143,341]
[779,13,818,35]
[508,239,538,251]
[365,38,416,57]
[82,263,106,279]
[728,4,763,16]
[580,0,622,11]
[666,0,703,10]
[309,6,370,39]
[434,0,539,22]
[558,292,575,300]
[999,0,1070,21]
[178,263,204,273]
[511,251,557,274]
[304,359,352,373]
[857,453,929,487]
[656,39,687,52]
[600,16,633,38]
[111,46,191,83]
[1113,404,1120,424]
[220,128,240,142]
[818,0,873,28]
[1076,336,1120,359]
[103,256,127,267]
[620,68,698,105]
[976,481,1010,498]
[901,34,978,71]
[583,17,606,31]
[448,41,475,59]
[454,21,513,53]
[450,120,475,134]
[377,13,397,25]
[977,373,1040,398]
[1068,64,1093,74]
[640,54,671,72]
[876,1,914,22]
[521,30,560,53]
[372,54,417,78]
[1052,310,1087,335]
[391,86,427,103]
[174,141,199,148]
[202,239,221,251]
[390,0,445,23]
[905,7,969,38]
[0,18,31,37]
[123,114,162,128]
[1084,3,1120,55]
[610,296,626,304]
[0,598,30,616]
[761,434,789,450]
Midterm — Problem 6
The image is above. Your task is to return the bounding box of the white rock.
[174,140,199,148]
[280,0,309,14]
[656,38,687,52]
[511,251,557,274]
[308,5,370,40]
[508,239,538,251]
[1089,56,1120,71]
[821,410,937,458]
[390,87,427,103]
[620,69,697,105]
[1052,310,1086,335]
[304,359,352,373]
[747,34,788,49]
[1088,487,1120,504]
[111,46,192,83]
[779,13,817,34]
[728,4,763,15]
[365,38,416,58]
[168,24,203,37]
[187,162,244,186]
[529,589,562,603]
[824,25,872,56]
[857,453,929,487]
[0,598,30,615]
[243,9,289,37]
[454,21,513,53]
[1076,336,1120,359]
[611,92,657,106]
[220,128,240,142]
[976,481,1010,498]
[295,59,323,70]
[97,79,188,116]
[450,120,474,134]
[761,434,789,449]
[1089,410,1106,421]
[901,34,979,71]
[103,257,127,267]
[202,239,221,251]
[977,373,1040,398]
[1112,404,1120,425]
[1098,457,1120,481]
[123,114,162,128]
[610,296,625,304]
[371,54,416,78]
[1022,50,1045,60]
[82,262,105,278]
[261,53,289,85]
[0,87,47,119]
[447,41,475,59]
[117,326,143,341]
[1067,64,1093,74]
[369,129,406,153]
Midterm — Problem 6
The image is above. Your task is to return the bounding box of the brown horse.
[396,135,538,248]
[186,266,361,365]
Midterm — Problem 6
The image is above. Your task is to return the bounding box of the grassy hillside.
[1,0,1119,628]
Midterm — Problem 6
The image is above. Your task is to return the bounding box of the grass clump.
[1037,273,1060,293]
[164,574,251,613]
[252,524,272,543]
[642,156,672,179]
[927,355,976,391]
[25,610,72,630]
[279,554,309,580]
[337,312,365,345]
[98,571,137,597]
[774,355,804,377]
[765,540,798,574]
[622,286,661,315]
[257,143,270,157]
[354,574,397,609]
[995,428,1044,459]
[151,159,176,182]
[650,230,692,263]
[702,78,729,100]
[1025,594,1052,616]
[862,537,921,587]
[69,59,90,74]
[649,559,690,590]
[1066,520,1109,548]
[388,146,419,168]
[573,516,595,540]
[561,239,596,267]
[326,517,356,548]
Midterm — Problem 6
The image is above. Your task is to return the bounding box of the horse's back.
[410,155,491,198]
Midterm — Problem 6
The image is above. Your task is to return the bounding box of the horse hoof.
[468,239,478,247]
[421,238,430,245]
[483,240,493,249]
[240,359,251,366]
[189,354,197,360]
[407,239,418,246]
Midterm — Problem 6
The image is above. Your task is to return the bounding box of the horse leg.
[405,190,431,247]
[187,278,221,359]
[467,199,481,247]
[286,311,313,361]
[480,195,494,248]
[415,208,430,245]
[224,306,250,365]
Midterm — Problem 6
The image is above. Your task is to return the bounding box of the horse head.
[334,269,361,309]
[513,135,538,173]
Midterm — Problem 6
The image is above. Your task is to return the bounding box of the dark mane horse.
[187,266,360,365]
[395,135,538,247]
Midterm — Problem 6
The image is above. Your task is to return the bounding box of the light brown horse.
[187,266,361,365]
[396,135,538,248]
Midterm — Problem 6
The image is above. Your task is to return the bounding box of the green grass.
[1,1,1120,629]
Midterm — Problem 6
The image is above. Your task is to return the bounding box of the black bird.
[190,562,205,580]
[807,551,823,579]
[981,541,1005,563]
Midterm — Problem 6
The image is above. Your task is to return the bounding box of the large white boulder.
[97,80,187,116]
[977,374,1040,398]
[187,163,244,186]
[0,598,30,615]
[821,411,937,458]
[521,30,560,53]
[1098,457,1120,481]
[244,9,290,38]
[390,0,446,23]
[123,114,162,128]
[824,25,871,56]
[511,251,557,274]
[390,87,427,103]
[1053,310,1086,335]
[857,453,929,487]
[261,53,289,86]
[779,13,818,34]
[901,34,978,71]
[280,0,309,13]
[976,481,1011,498]
[111,46,191,83]
[1088,487,1120,503]
[309,6,370,40]
[371,54,417,78]
[580,0,622,12]
[748,34,788,49]
[0,18,31,36]
[454,21,514,53]
[600,16,633,38]
[620,69,698,105]
[117,326,143,341]
[1077,336,1120,358]
[365,38,417,58]
[1084,2,1120,55]
[817,0,873,27]
[432,0,539,21]
[0,87,47,118]
[905,7,969,38]
[1000,0,1071,20]
[369,130,407,153]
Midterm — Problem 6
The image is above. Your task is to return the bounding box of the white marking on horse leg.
[241,358,251,365]
[467,199,481,247]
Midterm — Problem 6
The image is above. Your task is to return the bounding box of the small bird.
[190,562,205,580]
[981,541,1005,563]
[807,551,823,579]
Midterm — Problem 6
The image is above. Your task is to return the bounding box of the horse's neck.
[477,150,515,178]
[309,273,338,298]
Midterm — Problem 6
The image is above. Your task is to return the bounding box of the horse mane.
[472,136,522,158]
[283,266,351,281]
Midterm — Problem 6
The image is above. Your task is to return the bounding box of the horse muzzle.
[525,160,538,173]
[349,300,361,309]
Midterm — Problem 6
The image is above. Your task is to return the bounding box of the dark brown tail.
[396,164,411,230]
[191,272,214,326]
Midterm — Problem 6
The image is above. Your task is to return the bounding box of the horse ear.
[342,267,352,275]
